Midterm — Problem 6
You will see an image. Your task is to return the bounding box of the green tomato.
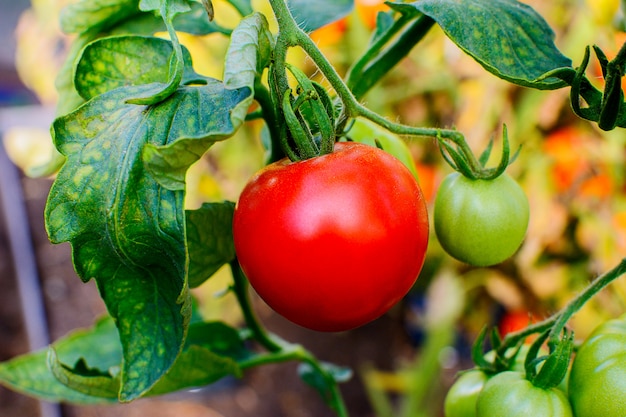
[476,371,572,417]
[434,172,529,266]
[444,369,488,417]
[568,314,626,417]
[344,117,420,180]
[444,345,536,417]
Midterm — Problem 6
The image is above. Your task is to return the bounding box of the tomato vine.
[1,0,626,416]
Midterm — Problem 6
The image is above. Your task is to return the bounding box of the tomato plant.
[233,142,429,331]
[568,314,626,417]
[2,0,626,416]
[434,172,529,266]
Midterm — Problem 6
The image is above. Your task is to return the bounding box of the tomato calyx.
[437,125,520,180]
[272,63,338,161]
[524,328,574,390]
[471,326,525,375]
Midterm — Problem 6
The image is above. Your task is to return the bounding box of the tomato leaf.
[186,202,237,288]
[55,0,220,118]
[298,362,353,408]
[48,350,120,400]
[287,0,354,33]
[75,36,206,101]
[46,83,195,401]
[59,0,140,35]
[0,317,248,402]
[142,12,272,190]
[0,317,120,404]
[403,0,573,89]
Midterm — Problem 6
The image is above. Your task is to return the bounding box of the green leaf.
[75,36,207,101]
[406,0,573,89]
[148,346,241,395]
[142,12,273,190]
[227,0,254,16]
[109,1,227,36]
[139,0,191,17]
[148,321,247,395]
[46,83,202,401]
[60,0,140,35]
[0,317,249,402]
[186,202,236,288]
[0,317,120,404]
[298,362,352,407]
[48,350,120,400]
[185,322,251,360]
[287,0,354,32]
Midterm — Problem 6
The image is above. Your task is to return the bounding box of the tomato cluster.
[233,133,531,331]
[445,314,626,417]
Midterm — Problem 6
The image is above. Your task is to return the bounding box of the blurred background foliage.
[4,0,626,415]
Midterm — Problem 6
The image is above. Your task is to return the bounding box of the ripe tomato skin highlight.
[434,172,529,267]
[232,142,429,332]
[568,314,626,417]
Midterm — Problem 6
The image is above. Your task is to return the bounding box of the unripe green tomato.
[344,118,420,180]
[568,314,626,417]
[434,172,529,266]
[476,371,572,417]
[444,369,488,417]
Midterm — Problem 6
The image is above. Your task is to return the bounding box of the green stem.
[253,80,286,163]
[496,258,626,357]
[238,346,349,417]
[230,259,349,416]
[547,258,626,346]
[230,259,282,353]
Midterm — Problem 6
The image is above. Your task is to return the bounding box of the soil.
[0,172,415,417]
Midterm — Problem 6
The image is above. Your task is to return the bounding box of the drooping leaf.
[60,0,141,35]
[47,82,236,401]
[404,0,573,89]
[0,317,120,404]
[48,351,120,400]
[142,12,273,190]
[75,36,207,101]
[186,202,236,288]
[1,317,249,402]
[287,0,354,33]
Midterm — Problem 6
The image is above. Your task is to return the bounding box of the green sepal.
[471,326,524,375]
[282,89,319,159]
[285,64,336,155]
[525,329,574,390]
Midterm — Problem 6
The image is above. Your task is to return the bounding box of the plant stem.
[230,259,282,353]
[254,80,286,163]
[238,345,350,417]
[547,258,626,345]
[230,259,349,416]
[496,258,626,357]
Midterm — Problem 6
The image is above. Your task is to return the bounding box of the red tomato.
[233,142,429,332]
[499,310,535,338]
